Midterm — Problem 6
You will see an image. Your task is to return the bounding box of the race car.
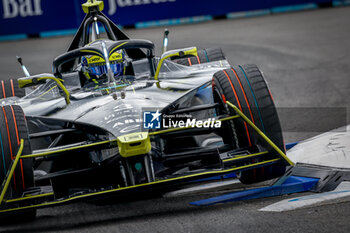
[0,0,293,220]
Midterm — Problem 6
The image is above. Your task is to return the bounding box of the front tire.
[212,65,286,184]
[0,105,36,220]
[0,79,25,99]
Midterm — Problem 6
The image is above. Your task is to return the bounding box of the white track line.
[259,182,350,212]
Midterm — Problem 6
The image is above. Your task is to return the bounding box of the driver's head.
[81,41,125,79]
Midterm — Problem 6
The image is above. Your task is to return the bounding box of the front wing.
[0,102,293,215]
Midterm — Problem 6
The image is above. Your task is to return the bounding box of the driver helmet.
[81,41,125,79]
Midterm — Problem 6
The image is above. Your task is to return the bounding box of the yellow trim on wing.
[223,151,269,163]
[226,101,294,166]
[0,158,280,213]
[0,139,24,205]
[5,192,54,203]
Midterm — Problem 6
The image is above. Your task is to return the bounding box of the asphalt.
[0,6,350,233]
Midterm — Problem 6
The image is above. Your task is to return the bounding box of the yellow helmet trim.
[85,51,123,66]
[110,52,123,61]
[86,55,105,64]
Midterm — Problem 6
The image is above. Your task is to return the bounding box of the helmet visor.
[83,54,124,77]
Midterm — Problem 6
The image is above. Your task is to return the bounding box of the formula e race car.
[0,0,293,220]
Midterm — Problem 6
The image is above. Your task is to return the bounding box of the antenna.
[162,29,170,54]
[16,56,30,77]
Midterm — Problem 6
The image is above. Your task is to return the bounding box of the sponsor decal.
[143,110,162,129]
[143,110,221,129]
[108,0,176,15]
[2,0,43,19]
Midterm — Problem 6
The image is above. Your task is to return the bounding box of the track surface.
[1,6,350,233]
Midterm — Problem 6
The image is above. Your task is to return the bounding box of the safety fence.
[0,0,349,40]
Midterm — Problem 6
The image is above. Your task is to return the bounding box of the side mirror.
[18,74,70,104]
[160,47,198,60]
[18,75,47,88]
[155,47,198,80]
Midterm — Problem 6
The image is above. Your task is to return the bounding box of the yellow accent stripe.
[154,54,174,81]
[0,139,24,205]
[84,71,92,80]
[109,42,128,56]
[223,151,269,163]
[155,48,198,81]
[226,101,294,166]
[5,192,54,203]
[37,85,58,99]
[38,77,70,104]
[0,158,280,213]
[81,50,103,57]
